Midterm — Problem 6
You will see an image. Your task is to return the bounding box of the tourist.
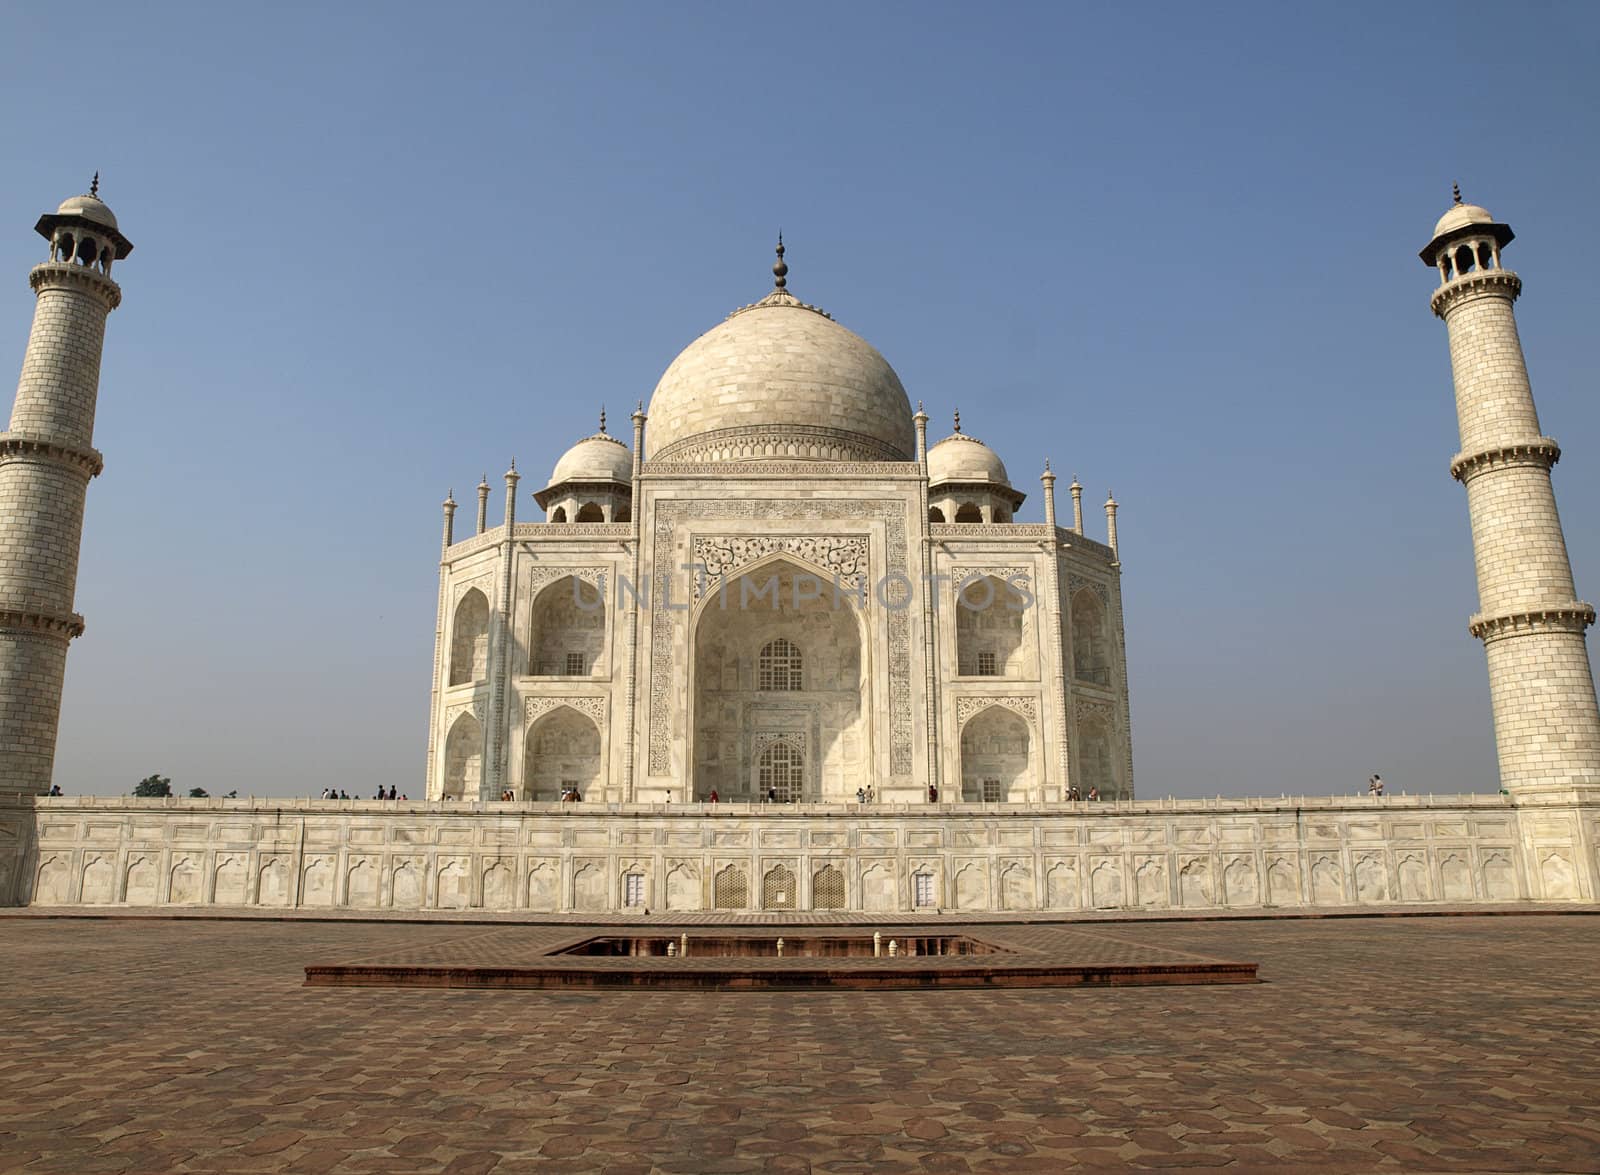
[856,787,866,804]
[1372,774,1385,797]
[1067,785,1081,801]
[767,786,777,803]
[1087,786,1100,801]
[866,786,875,802]
[708,789,719,803]
[48,784,62,796]
[928,783,938,803]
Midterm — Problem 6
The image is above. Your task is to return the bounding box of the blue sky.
[2,2,1596,798]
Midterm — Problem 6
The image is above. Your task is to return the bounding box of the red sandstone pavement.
[2,913,1598,1172]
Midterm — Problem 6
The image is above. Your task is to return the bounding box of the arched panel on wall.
[955,575,1026,677]
[1070,588,1110,686]
[691,556,866,802]
[442,711,484,800]
[530,575,606,677]
[958,705,1031,802]
[523,705,602,802]
[449,588,490,686]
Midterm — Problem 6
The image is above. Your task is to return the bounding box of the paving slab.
[0,914,1597,1171]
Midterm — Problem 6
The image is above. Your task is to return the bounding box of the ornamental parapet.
[28,261,121,309]
[1450,437,1560,483]
[931,523,1055,539]
[1431,268,1520,318]
[0,606,85,640]
[642,459,925,478]
[1469,603,1596,643]
[0,431,105,479]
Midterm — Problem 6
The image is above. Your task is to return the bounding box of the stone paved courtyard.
[2,913,1598,1172]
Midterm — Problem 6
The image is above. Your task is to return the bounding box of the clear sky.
[2,2,1597,799]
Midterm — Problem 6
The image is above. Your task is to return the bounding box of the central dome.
[644,287,915,464]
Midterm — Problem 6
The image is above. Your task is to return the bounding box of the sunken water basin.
[304,926,1259,991]
[558,934,998,958]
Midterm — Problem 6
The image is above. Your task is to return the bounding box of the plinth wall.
[2,793,1596,913]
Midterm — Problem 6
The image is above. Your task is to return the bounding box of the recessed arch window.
[759,637,803,691]
[759,740,803,802]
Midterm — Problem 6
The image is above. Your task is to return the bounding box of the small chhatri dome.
[35,174,134,258]
[644,238,917,464]
[927,414,1011,486]
[1420,185,1513,266]
[547,411,632,487]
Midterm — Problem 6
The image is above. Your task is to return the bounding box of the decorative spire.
[1452,182,1462,205]
[479,473,489,488]
[952,409,962,434]
[90,171,100,198]
[1044,458,1052,473]
[772,233,787,290]
[598,406,607,434]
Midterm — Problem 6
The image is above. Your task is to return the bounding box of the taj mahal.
[0,183,1597,914]
[427,238,1130,809]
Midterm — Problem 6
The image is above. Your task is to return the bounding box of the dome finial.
[953,409,962,434]
[1452,182,1462,205]
[90,171,100,198]
[772,232,787,290]
[598,405,607,434]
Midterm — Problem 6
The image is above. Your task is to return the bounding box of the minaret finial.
[1452,182,1462,205]
[599,406,607,434]
[90,171,100,198]
[772,233,788,290]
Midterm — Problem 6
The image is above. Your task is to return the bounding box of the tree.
[188,787,209,798]
[133,775,172,798]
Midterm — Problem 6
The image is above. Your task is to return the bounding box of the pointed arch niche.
[1076,712,1118,798]
[1071,588,1111,687]
[449,587,490,686]
[955,574,1029,677]
[959,704,1032,802]
[523,705,603,801]
[691,556,867,802]
[441,711,483,799]
[530,574,606,677]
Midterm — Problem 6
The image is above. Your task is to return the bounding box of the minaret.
[0,180,132,796]
[1104,492,1119,563]
[1422,189,1600,793]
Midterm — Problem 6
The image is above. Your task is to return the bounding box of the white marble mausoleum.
[427,241,1132,808]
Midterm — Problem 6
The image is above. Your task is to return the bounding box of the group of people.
[317,786,407,800]
[1066,786,1100,801]
[560,787,583,802]
[1368,774,1386,797]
